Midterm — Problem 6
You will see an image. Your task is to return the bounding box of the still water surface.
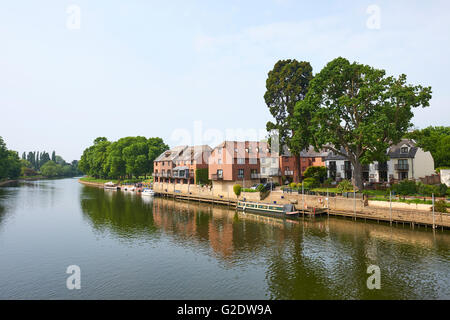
[0,178,449,299]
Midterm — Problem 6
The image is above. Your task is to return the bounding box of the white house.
[325,139,435,183]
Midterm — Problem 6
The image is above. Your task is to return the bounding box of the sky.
[1,0,449,161]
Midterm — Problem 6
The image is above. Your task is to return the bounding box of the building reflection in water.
[79,186,450,299]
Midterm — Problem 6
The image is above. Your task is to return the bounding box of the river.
[0,178,448,299]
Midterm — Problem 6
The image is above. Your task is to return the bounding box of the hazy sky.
[1,0,449,161]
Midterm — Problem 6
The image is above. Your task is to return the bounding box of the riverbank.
[78,179,450,229]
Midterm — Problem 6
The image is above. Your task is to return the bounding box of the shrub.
[233,184,242,197]
[303,177,318,189]
[391,180,417,197]
[434,200,448,213]
[256,184,265,192]
[296,183,303,189]
[195,168,210,185]
[242,188,258,193]
[303,166,327,182]
[438,184,448,197]
[289,182,297,189]
[337,180,353,193]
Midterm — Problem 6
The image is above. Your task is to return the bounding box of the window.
[256,147,259,153]
[401,147,408,154]
[272,157,277,164]
[218,159,222,164]
[238,169,244,178]
[237,158,245,164]
[261,158,265,164]
[217,169,223,178]
[262,167,266,174]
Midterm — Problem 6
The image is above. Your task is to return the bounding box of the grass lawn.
[79,177,119,184]
[370,197,450,207]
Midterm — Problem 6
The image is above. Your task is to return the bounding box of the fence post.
[353,190,356,221]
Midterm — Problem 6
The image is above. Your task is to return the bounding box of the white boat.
[104,182,118,190]
[141,188,155,196]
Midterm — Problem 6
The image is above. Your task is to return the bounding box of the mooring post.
[327,188,329,217]
[432,193,436,230]
[389,190,392,226]
[302,182,305,216]
[353,190,356,221]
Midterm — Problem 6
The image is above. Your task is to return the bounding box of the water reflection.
[79,186,450,299]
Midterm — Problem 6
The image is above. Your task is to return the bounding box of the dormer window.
[401,147,409,154]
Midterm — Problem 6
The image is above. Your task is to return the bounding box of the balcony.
[269,169,281,177]
[250,173,261,179]
[211,174,223,181]
[375,163,388,171]
[395,164,409,171]
[284,170,294,176]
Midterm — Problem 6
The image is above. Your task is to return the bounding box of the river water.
[0,178,448,299]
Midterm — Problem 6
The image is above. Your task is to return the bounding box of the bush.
[434,200,448,213]
[289,182,297,189]
[195,168,210,185]
[242,188,258,193]
[256,184,265,192]
[303,166,327,182]
[233,184,242,197]
[391,180,418,197]
[303,177,318,189]
[324,178,334,186]
[337,180,353,193]
[438,184,448,197]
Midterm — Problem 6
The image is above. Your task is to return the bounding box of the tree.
[40,161,63,177]
[0,137,21,180]
[293,57,432,190]
[233,184,242,198]
[265,59,313,182]
[51,151,56,162]
[148,137,169,173]
[407,126,450,168]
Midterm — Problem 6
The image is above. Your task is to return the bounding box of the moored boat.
[104,182,119,190]
[141,188,155,196]
[236,201,298,217]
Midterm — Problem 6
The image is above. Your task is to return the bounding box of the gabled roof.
[300,146,329,158]
[154,145,188,162]
[388,139,418,159]
[176,145,212,162]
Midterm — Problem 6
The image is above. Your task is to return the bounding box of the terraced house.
[324,139,435,183]
[208,141,270,191]
[153,145,212,184]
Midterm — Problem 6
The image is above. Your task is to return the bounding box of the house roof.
[176,145,212,162]
[388,139,418,159]
[300,146,329,158]
[154,145,188,162]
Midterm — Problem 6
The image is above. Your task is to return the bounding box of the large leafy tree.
[293,57,432,190]
[147,137,169,173]
[406,126,450,168]
[265,59,313,182]
[0,137,22,180]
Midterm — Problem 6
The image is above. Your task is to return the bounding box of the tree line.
[20,150,81,178]
[0,136,21,180]
[78,136,169,179]
[0,136,81,180]
[264,57,432,190]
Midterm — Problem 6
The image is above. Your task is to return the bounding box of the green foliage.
[303,166,327,181]
[337,180,353,193]
[0,137,22,180]
[392,180,418,196]
[195,168,209,185]
[303,177,318,189]
[289,182,297,189]
[40,161,63,177]
[434,200,448,213]
[79,136,168,179]
[233,184,242,197]
[265,59,313,155]
[242,188,258,193]
[292,57,432,190]
[406,126,450,168]
[438,184,448,197]
[256,184,265,192]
